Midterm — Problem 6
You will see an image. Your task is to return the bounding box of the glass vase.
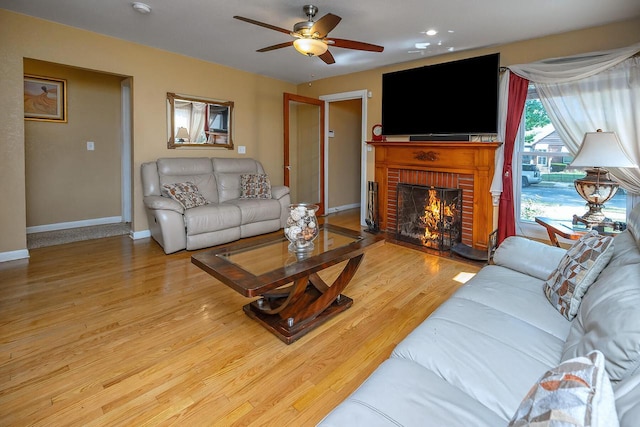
[284,203,319,253]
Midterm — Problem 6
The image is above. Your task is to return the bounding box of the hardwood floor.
[0,209,480,426]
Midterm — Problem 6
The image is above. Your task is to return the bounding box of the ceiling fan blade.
[329,38,384,52]
[233,16,292,35]
[318,50,336,65]
[257,41,294,52]
[311,13,341,38]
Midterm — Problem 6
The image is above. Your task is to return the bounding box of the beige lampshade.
[175,127,190,141]
[293,38,328,57]
[570,129,637,225]
[570,130,636,168]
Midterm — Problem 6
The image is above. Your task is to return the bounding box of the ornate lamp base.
[573,167,619,228]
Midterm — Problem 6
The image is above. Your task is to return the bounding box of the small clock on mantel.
[371,123,385,142]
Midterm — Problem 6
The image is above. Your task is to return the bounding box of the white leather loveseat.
[141,157,290,254]
[320,203,640,426]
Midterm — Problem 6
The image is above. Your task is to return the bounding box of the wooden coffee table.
[191,224,385,344]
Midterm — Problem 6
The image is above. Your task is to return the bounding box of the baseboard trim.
[130,230,151,240]
[0,249,30,263]
[326,203,360,214]
[27,216,123,234]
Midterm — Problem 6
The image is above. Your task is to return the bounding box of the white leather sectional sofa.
[141,157,290,254]
[319,203,640,426]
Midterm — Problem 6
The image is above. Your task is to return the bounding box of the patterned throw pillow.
[240,174,271,199]
[161,181,208,209]
[509,350,618,427]
[543,231,614,320]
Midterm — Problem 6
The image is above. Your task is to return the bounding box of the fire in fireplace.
[396,183,462,251]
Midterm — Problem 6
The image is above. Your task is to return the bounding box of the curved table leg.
[243,254,364,344]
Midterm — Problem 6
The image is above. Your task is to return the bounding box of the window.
[517,84,627,225]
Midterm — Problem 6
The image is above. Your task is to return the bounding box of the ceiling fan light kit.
[293,38,328,56]
[233,4,383,64]
[131,2,151,14]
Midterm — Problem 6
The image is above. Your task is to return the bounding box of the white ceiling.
[2,0,639,84]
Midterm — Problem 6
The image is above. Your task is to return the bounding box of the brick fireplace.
[368,141,500,250]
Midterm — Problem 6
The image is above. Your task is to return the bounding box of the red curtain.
[497,73,529,245]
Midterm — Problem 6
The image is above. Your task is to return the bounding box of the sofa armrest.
[143,195,184,214]
[271,185,290,200]
[493,236,566,280]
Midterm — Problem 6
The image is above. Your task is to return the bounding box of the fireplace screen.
[396,183,462,251]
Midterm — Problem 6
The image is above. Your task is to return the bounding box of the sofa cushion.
[562,262,640,383]
[615,371,640,426]
[509,350,618,427]
[211,157,264,174]
[161,182,208,209]
[543,231,614,321]
[392,266,571,419]
[224,198,281,225]
[606,230,640,268]
[240,173,272,199]
[318,358,507,427]
[213,158,266,203]
[216,173,244,203]
[157,158,219,203]
[183,204,241,235]
[493,236,566,280]
[626,201,640,246]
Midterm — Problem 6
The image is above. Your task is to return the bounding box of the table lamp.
[176,127,190,142]
[569,129,637,226]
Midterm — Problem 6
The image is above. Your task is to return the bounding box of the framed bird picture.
[24,74,67,122]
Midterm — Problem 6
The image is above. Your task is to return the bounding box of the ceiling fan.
[233,4,384,64]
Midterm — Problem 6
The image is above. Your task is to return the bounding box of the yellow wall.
[0,9,295,255]
[24,59,124,227]
[1,8,639,258]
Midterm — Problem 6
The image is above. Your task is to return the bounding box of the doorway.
[320,90,368,226]
[23,59,133,247]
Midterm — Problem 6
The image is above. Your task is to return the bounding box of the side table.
[535,217,620,247]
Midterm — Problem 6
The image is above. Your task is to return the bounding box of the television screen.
[381,53,500,136]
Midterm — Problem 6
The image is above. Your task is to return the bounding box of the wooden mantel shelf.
[367,140,501,250]
[367,141,500,146]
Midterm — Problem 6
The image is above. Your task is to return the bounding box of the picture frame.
[24,74,67,122]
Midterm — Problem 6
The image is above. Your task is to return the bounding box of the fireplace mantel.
[368,141,501,250]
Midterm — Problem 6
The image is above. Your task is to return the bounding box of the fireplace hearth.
[396,183,462,251]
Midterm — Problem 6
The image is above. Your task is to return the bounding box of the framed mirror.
[167,92,234,149]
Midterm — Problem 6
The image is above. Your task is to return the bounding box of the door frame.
[283,92,326,215]
[121,78,132,225]
[319,90,368,226]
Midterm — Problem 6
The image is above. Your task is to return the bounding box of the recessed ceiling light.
[132,2,152,14]
[415,42,430,49]
[425,29,437,36]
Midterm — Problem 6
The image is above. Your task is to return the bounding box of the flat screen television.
[381,53,500,136]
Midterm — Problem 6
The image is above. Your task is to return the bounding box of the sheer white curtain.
[173,100,207,143]
[490,70,511,199]
[189,102,207,143]
[536,57,640,193]
[506,42,640,210]
[174,100,192,136]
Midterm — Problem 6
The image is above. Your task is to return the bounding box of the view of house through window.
[518,84,627,224]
